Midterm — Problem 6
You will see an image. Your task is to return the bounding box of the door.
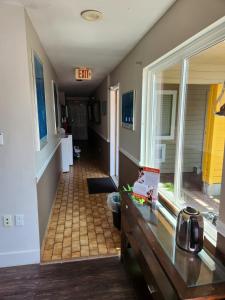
[110,85,120,187]
[68,102,88,140]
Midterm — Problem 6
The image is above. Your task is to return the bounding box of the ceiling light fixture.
[80,10,103,22]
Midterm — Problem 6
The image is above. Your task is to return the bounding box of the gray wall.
[160,84,208,174]
[37,146,61,245]
[93,0,225,162]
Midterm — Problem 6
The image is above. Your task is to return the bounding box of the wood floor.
[0,257,138,300]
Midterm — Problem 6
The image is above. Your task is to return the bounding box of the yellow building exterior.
[202,84,225,194]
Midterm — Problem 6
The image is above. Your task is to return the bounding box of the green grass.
[163,182,174,192]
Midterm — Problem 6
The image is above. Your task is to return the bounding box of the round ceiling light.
[81,10,103,22]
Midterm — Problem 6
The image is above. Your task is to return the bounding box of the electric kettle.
[176,206,204,253]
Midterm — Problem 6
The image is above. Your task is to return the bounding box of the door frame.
[110,83,120,187]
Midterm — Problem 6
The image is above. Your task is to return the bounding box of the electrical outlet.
[15,215,24,226]
[3,215,13,227]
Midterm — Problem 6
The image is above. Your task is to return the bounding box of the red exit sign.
[75,67,92,81]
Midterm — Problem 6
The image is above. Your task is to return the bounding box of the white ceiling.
[4,0,176,96]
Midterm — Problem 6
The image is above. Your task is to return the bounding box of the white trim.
[110,84,120,183]
[119,147,140,167]
[95,131,110,143]
[174,59,189,202]
[51,80,60,135]
[36,139,61,183]
[141,17,225,166]
[156,90,177,140]
[0,249,40,268]
[155,144,166,163]
[111,175,119,188]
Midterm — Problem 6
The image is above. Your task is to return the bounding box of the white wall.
[0,4,40,267]
[25,13,60,180]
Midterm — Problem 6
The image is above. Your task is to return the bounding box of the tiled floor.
[42,152,120,263]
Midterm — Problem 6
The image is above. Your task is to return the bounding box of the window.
[157,91,177,140]
[141,20,225,243]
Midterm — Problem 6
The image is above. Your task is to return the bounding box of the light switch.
[15,215,24,226]
[0,132,4,145]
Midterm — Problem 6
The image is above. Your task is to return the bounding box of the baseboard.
[0,249,40,268]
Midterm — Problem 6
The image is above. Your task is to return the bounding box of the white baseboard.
[0,249,40,268]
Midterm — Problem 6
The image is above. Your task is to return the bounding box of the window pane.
[161,94,173,136]
[153,63,182,202]
[181,41,225,227]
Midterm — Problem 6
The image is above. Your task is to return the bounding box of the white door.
[110,85,120,187]
[68,102,88,140]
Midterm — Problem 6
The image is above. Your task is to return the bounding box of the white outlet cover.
[0,133,3,145]
[3,215,13,227]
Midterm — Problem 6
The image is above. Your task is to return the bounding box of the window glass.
[153,63,182,202]
[181,42,225,227]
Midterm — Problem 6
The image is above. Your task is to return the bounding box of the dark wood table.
[121,193,225,299]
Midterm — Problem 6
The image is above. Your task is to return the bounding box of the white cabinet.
[61,135,73,172]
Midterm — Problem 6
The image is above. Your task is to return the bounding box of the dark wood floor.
[0,257,138,300]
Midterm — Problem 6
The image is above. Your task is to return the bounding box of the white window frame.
[52,80,60,135]
[155,144,166,163]
[156,90,177,140]
[140,16,225,242]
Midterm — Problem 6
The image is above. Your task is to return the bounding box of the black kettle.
[176,207,204,253]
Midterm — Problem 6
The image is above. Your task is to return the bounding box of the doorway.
[67,101,88,141]
[110,84,120,187]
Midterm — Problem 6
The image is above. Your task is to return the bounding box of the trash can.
[107,192,121,230]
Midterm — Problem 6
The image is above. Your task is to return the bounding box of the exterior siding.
[160,84,208,174]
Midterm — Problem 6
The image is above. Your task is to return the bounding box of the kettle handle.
[190,218,199,249]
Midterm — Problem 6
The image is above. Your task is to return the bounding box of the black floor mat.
[87,177,117,194]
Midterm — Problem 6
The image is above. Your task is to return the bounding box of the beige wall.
[25,13,60,177]
[37,146,61,245]
[0,4,40,267]
[94,0,225,162]
[92,77,109,141]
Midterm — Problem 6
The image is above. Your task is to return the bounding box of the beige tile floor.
[41,154,121,263]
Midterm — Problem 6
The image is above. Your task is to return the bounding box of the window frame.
[140,16,225,243]
[52,80,60,135]
[156,90,177,141]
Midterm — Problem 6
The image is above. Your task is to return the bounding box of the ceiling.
[4,0,176,96]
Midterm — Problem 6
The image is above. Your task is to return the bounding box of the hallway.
[41,149,120,263]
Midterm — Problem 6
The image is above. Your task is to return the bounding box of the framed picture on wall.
[122,90,135,130]
[33,51,47,150]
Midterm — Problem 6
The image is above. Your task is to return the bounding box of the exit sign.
[75,67,92,81]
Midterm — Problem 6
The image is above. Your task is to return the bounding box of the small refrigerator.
[61,135,73,172]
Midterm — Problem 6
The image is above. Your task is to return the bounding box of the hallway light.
[81,10,103,22]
